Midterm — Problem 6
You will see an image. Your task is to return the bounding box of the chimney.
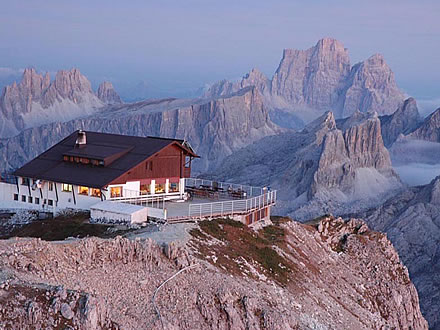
[75,130,87,148]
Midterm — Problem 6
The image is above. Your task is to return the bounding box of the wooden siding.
[108,144,191,185]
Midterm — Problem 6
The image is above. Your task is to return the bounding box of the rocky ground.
[0,216,428,329]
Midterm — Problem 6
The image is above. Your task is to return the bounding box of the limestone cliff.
[408,107,440,142]
[209,110,401,218]
[205,38,405,126]
[0,68,105,138]
[0,86,280,173]
[97,82,122,104]
[0,217,428,329]
[380,97,422,147]
[355,176,440,329]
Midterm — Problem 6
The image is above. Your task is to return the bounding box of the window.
[48,199,53,206]
[63,155,69,161]
[91,188,101,198]
[78,186,89,196]
[28,196,33,203]
[146,161,153,171]
[43,199,47,205]
[35,197,40,204]
[169,182,179,192]
[80,158,90,164]
[13,194,18,201]
[62,184,73,192]
[110,186,122,198]
[22,195,26,202]
[21,177,29,186]
[91,159,99,166]
[155,183,165,194]
[49,182,54,191]
[185,156,191,168]
[140,184,150,195]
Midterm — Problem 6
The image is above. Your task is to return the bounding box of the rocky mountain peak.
[304,111,336,137]
[0,67,104,138]
[380,97,422,146]
[97,81,123,104]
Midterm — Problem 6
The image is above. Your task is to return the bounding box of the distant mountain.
[0,68,122,138]
[0,86,280,173]
[208,110,402,218]
[408,106,440,142]
[379,97,422,147]
[205,38,405,127]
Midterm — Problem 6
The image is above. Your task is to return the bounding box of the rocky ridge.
[0,217,428,329]
[379,97,422,147]
[0,86,280,173]
[0,68,122,138]
[408,106,440,142]
[209,109,401,218]
[205,38,405,126]
[353,175,440,329]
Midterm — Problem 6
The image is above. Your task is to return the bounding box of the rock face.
[0,68,105,138]
[205,38,405,126]
[380,97,422,147]
[271,38,351,111]
[209,110,401,218]
[0,280,116,329]
[0,217,428,329]
[355,176,440,329]
[408,107,440,142]
[341,53,404,117]
[0,86,280,173]
[97,82,122,104]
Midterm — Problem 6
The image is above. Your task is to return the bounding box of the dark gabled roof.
[13,131,199,188]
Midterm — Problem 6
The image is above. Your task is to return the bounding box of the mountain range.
[1,38,440,328]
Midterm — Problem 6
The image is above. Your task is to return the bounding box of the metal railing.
[187,190,276,219]
[184,178,266,197]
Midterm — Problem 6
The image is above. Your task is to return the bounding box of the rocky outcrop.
[205,38,405,126]
[0,86,280,173]
[209,110,401,218]
[0,280,116,329]
[408,107,440,142]
[380,97,422,147]
[354,175,440,329]
[97,82,122,104]
[0,217,428,329]
[0,68,104,138]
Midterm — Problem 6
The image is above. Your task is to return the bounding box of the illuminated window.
[91,159,99,166]
[49,182,54,191]
[80,158,90,164]
[110,186,122,198]
[78,186,89,196]
[169,182,179,192]
[140,184,150,195]
[63,155,69,161]
[62,184,72,192]
[155,183,165,194]
[91,188,101,197]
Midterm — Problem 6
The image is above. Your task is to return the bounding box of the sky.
[0,0,439,108]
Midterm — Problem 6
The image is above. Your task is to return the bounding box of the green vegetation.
[190,217,294,285]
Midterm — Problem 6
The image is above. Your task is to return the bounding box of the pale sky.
[1,0,439,107]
